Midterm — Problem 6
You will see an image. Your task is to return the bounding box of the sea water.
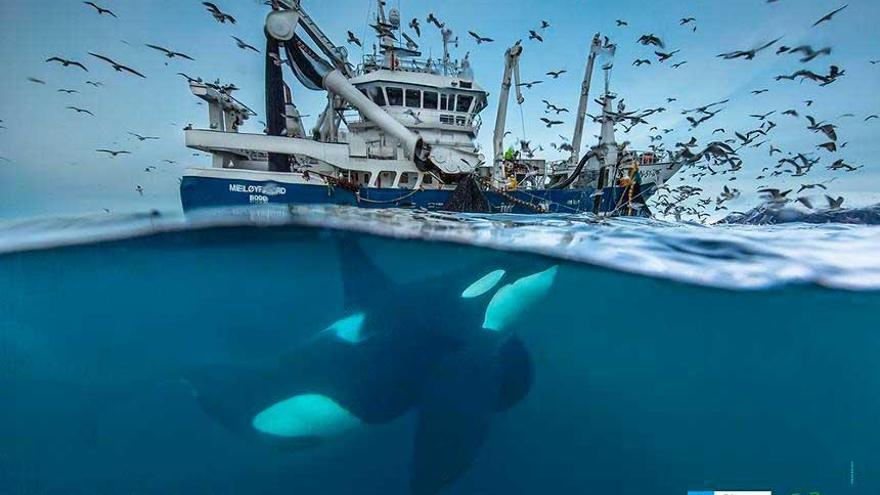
[1,205,878,495]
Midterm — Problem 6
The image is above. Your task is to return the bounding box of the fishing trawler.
[180,0,683,215]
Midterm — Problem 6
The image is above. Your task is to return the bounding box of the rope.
[514,187,586,214]
[356,188,422,204]
[310,169,423,205]
[477,176,547,213]
[604,172,656,218]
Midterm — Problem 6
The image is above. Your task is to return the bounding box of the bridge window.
[456,95,473,113]
[440,115,454,125]
[368,86,387,106]
[440,93,449,111]
[474,97,487,113]
[423,91,438,109]
[386,87,403,106]
[405,89,421,108]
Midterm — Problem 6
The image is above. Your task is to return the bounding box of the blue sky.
[0,0,878,219]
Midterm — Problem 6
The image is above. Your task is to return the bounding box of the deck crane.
[266,0,356,147]
[269,0,353,78]
[569,33,604,166]
[492,41,525,181]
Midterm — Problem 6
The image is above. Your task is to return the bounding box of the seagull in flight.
[789,45,831,62]
[638,34,664,48]
[231,36,259,53]
[655,49,680,63]
[129,132,159,141]
[96,149,131,157]
[825,195,845,210]
[545,69,566,78]
[409,18,421,37]
[404,109,423,125]
[346,31,362,47]
[145,44,195,61]
[177,73,202,83]
[202,2,236,24]
[46,57,88,71]
[517,80,543,89]
[83,2,117,18]
[718,37,782,60]
[66,106,94,116]
[813,5,847,27]
[426,13,444,29]
[468,31,494,44]
[89,53,146,78]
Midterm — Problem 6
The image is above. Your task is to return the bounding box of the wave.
[719,203,880,225]
[1,205,880,291]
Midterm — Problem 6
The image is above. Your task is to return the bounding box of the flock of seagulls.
[6,1,261,200]
[3,1,875,221]
[517,2,872,222]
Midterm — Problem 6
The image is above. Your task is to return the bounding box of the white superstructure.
[183,0,682,201]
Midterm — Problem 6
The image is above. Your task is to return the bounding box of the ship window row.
[359,85,479,113]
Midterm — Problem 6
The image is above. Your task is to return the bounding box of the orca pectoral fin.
[410,337,501,495]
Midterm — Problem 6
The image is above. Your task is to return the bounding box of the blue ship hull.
[180,172,654,215]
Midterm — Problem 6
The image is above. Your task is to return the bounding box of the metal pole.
[265,35,288,172]
[570,33,602,166]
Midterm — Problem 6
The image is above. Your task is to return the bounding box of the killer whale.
[185,238,558,494]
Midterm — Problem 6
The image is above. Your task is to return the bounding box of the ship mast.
[441,27,458,76]
[372,0,420,70]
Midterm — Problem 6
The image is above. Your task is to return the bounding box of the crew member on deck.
[507,173,518,190]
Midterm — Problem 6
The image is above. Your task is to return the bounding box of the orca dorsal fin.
[336,236,395,310]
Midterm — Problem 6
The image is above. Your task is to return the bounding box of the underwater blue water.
[1,205,878,495]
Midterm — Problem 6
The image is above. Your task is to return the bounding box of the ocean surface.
[1,205,878,495]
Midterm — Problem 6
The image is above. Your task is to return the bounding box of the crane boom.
[569,34,603,165]
[275,0,353,77]
[492,41,524,168]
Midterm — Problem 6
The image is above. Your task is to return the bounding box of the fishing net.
[443,175,491,213]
